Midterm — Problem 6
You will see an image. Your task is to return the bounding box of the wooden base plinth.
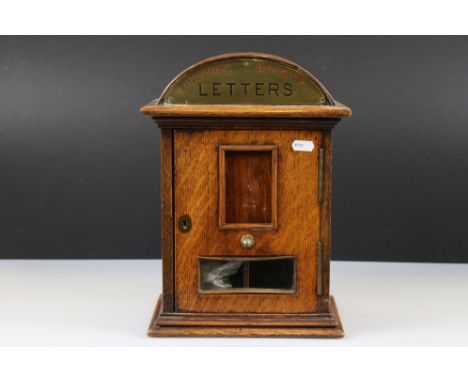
[148,295,344,338]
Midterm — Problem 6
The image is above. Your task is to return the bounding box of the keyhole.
[178,215,192,233]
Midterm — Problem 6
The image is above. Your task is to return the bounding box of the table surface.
[1,260,467,346]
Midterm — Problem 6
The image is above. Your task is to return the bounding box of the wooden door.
[174,129,322,313]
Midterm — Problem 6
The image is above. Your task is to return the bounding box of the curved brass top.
[141,53,351,118]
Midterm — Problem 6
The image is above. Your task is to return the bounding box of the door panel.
[174,130,321,313]
[220,144,277,229]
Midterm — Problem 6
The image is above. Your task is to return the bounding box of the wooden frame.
[218,144,278,230]
[160,128,174,312]
[173,129,320,315]
[152,121,342,336]
[148,295,344,338]
[142,103,351,118]
[197,255,297,295]
[142,52,351,338]
[318,131,332,313]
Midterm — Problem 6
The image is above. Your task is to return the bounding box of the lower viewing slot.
[199,257,295,293]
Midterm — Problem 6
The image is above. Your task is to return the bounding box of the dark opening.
[200,257,295,292]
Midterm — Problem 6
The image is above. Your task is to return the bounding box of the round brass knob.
[240,234,255,249]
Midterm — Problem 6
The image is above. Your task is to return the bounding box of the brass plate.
[159,56,331,106]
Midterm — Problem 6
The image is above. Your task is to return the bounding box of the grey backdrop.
[1,36,467,262]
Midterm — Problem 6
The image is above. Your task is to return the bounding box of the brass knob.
[240,234,255,249]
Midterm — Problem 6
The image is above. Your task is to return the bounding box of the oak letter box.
[141,53,351,337]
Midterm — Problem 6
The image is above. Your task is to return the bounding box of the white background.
[1,0,467,35]
[1,260,467,346]
[1,259,467,380]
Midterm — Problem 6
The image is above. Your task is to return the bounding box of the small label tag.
[292,140,314,152]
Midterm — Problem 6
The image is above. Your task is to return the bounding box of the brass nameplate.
[159,57,331,106]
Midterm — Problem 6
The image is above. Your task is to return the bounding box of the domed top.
[141,53,351,118]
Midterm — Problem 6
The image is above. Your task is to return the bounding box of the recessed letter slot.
[199,256,295,293]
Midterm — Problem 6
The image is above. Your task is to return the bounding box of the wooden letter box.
[141,53,351,337]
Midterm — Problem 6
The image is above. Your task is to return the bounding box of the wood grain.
[225,150,272,224]
[148,294,344,337]
[160,129,175,311]
[141,102,351,118]
[142,52,351,337]
[174,129,321,314]
[219,144,277,229]
[318,131,333,312]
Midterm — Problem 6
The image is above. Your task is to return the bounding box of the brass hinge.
[318,147,324,203]
[317,241,323,296]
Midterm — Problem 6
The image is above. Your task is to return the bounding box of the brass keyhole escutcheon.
[178,215,192,233]
[240,234,255,249]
